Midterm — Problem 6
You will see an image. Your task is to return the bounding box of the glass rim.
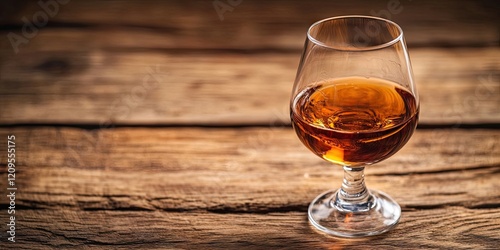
[307,15,404,52]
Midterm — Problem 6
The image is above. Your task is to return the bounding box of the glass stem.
[333,166,374,212]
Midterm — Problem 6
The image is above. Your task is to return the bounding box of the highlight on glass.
[290,15,419,237]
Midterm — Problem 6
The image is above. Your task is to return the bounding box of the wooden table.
[0,0,499,249]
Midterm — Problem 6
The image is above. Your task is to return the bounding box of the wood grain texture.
[0,0,498,52]
[2,208,498,249]
[0,0,498,248]
[0,127,498,248]
[0,127,498,208]
[0,48,498,125]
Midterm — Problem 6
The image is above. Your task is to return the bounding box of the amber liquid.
[291,77,419,166]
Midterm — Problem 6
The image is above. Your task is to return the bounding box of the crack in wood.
[371,164,499,176]
[5,201,498,214]
[206,204,308,214]
[403,203,500,211]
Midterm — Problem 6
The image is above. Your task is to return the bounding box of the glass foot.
[308,189,401,238]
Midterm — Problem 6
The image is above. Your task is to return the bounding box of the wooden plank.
[2,208,498,249]
[0,48,498,125]
[0,0,498,52]
[0,127,498,248]
[0,127,498,212]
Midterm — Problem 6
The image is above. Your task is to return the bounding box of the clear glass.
[290,16,419,237]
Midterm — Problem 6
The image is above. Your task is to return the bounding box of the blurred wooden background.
[0,0,499,249]
[0,0,499,125]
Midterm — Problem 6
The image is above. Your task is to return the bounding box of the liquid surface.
[291,77,419,166]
